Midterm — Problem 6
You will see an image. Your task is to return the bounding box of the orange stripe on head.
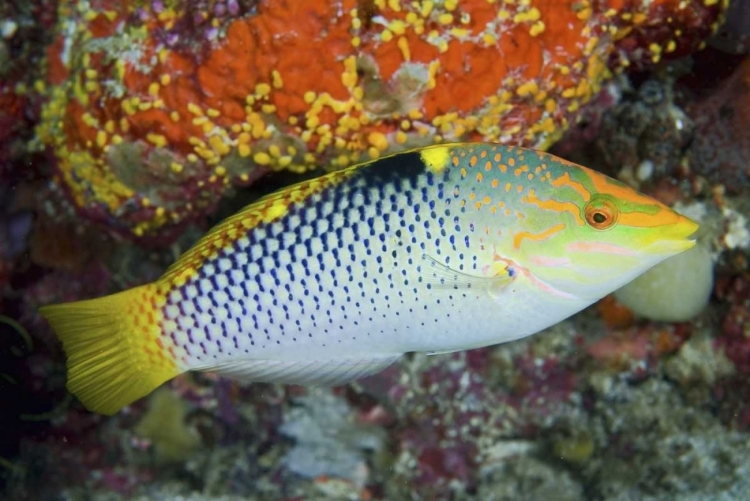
[513,223,566,249]
[550,172,591,202]
[582,167,689,229]
[616,208,689,228]
[525,190,585,226]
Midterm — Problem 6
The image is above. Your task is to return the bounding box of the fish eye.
[584,199,618,230]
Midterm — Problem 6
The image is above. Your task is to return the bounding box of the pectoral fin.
[418,253,515,290]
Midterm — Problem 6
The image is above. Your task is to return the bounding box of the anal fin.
[203,354,402,387]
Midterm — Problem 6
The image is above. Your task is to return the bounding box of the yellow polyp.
[271,70,284,89]
[147,133,168,148]
[255,83,271,97]
[148,82,160,97]
[351,36,361,48]
[170,111,180,122]
[170,162,183,173]
[529,21,545,36]
[84,81,100,94]
[207,108,220,118]
[96,130,108,148]
[482,32,498,45]
[187,102,203,116]
[368,131,389,151]
[397,36,411,61]
[238,144,251,158]
[438,13,453,25]
[516,81,539,97]
[513,6,540,23]
[389,19,406,35]
[254,152,271,165]
[160,74,171,86]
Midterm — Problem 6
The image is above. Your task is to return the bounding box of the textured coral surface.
[38,0,726,239]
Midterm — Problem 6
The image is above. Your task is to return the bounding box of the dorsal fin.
[160,167,358,285]
[159,144,463,286]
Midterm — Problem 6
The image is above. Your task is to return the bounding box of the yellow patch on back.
[419,145,452,174]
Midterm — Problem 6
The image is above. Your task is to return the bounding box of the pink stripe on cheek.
[566,241,636,256]
[528,256,572,267]
[513,263,576,300]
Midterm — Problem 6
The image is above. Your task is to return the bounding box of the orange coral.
[38,0,727,239]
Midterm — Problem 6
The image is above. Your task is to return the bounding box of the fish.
[39,143,699,415]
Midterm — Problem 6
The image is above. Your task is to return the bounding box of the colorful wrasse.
[40,143,698,415]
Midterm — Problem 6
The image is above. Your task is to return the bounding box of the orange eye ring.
[584,199,618,230]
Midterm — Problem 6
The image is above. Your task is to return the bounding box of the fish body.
[40,143,698,414]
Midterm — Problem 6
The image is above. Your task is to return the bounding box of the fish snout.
[648,213,699,255]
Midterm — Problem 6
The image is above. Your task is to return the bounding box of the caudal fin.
[39,285,182,415]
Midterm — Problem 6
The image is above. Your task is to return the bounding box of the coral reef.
[279,390,386,488]
[595,77,694,182]
[710,0,750,54]
[6,1,750,501]
[687,55,750,193]
[38,0,727,239]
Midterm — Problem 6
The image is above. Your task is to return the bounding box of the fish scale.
[40,143,699,414]
[163,151,469,366]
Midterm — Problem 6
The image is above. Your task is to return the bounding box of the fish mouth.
[646,216,700,255]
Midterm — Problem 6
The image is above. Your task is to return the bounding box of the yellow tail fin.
[39,284,182,415]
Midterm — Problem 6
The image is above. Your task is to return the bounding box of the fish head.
[512,157,698,302]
